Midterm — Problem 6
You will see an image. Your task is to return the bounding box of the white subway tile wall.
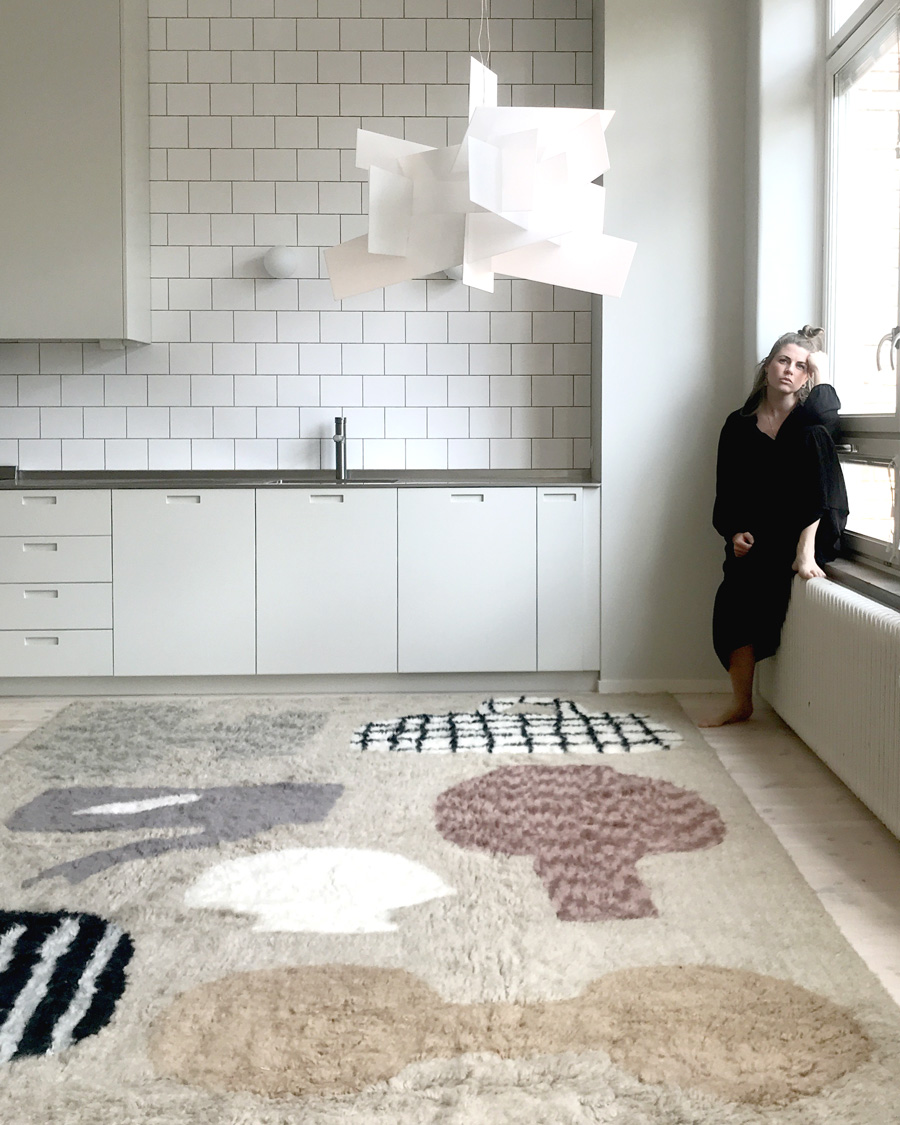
[0,0,593,472]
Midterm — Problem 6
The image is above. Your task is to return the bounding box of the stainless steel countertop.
[0,469,599,490]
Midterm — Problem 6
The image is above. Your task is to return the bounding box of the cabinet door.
[398,488,536,672]
[112,490,256,676]
[256,488,397,674]
[537,487,600,671]
[0,0,149,342]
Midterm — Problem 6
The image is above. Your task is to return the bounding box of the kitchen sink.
[258,477,399,486]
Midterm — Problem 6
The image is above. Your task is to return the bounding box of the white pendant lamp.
[325,57,636,301]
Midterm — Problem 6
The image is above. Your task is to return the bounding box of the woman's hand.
[808,351,829,387]
[793,555,826,579]
[732,531,754,557]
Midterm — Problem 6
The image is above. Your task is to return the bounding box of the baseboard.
[596,678,732,694]
[0,670,600,698]
[0,672,732,699]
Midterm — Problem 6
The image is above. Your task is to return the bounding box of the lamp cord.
[478,0,491,69]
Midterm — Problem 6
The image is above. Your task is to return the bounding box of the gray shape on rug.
[15,701,330,779]
[8,782,343,886]
[353,697,682,754]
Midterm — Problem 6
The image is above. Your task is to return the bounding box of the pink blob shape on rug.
[434,764,726,921]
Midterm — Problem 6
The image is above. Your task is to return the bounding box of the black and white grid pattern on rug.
[0,911,133,1063]
[352,697,683,754]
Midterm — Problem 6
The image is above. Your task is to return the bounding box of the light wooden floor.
[678,693,900,1008]
[1,693,898,1009]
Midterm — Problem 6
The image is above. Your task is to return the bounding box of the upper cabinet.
[0,0,150,344]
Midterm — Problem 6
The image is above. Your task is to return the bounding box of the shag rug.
[1,692,898,1125]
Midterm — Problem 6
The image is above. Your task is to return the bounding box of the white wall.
[0,0,594,475]
[751,0,825,358]
[599,0,750,686]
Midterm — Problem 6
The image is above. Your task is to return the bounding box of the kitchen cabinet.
[0,0,150,342]
[0,491,112,676]
[112,491,256,676]
[256,488,397,674]
[537,486,601,671]
[2,481,599,679]
[398,488,537,672]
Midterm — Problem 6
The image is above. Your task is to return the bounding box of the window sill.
[825,557,900,615]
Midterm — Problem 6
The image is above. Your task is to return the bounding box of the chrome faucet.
[333,415,348,482]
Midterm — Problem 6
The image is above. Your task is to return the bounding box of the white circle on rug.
[184,847,456,933]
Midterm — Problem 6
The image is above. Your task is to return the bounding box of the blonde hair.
[740,325,825,416]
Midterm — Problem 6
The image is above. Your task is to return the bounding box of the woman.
[701,326,848,727]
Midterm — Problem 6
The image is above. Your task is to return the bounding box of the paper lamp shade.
[325,58,636,301]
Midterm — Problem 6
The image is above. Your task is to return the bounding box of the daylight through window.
[827,0,900,565]
[830,16,900,415]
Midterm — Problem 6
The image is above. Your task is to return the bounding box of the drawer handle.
[24,589,59,599]
[310,494,344,503]
[25,636,59,646]
[543,492,578,502]
[450,493,484,502]
[22,495,58,506]
[166,495,201,503]
[23,542,58,552]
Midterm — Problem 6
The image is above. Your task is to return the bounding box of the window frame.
[829,0,893,50]
[825,0,900,568]
[824,0,900,435]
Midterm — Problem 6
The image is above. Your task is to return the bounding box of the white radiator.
[759,578,900,840]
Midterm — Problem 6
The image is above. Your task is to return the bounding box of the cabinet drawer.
[0,490,111,536]
[0,583,112,630]
[0,630,112,677]
[0,537,111,583]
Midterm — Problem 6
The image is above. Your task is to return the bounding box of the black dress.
[711,385,849,670]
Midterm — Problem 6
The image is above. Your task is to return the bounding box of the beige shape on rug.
[149,963,871,1105]
[183,847,456,932]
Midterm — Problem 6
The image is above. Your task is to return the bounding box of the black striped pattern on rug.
[0,910,133,1062]
[352,697,682,754]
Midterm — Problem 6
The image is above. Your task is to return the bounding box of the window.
[826,0,900,565]
[828,6,899,418]
[842,449,899,562]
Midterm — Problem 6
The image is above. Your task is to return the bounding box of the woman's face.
[764,343,811,396]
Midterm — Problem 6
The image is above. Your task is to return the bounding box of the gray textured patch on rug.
[0,690,898,1125]
[14,699,330,778]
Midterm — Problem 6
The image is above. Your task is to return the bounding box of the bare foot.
[698,703,753,728]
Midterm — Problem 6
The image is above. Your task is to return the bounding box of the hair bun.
[799,324,825,344]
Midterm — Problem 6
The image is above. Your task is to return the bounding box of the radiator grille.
[760,579,900,839]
